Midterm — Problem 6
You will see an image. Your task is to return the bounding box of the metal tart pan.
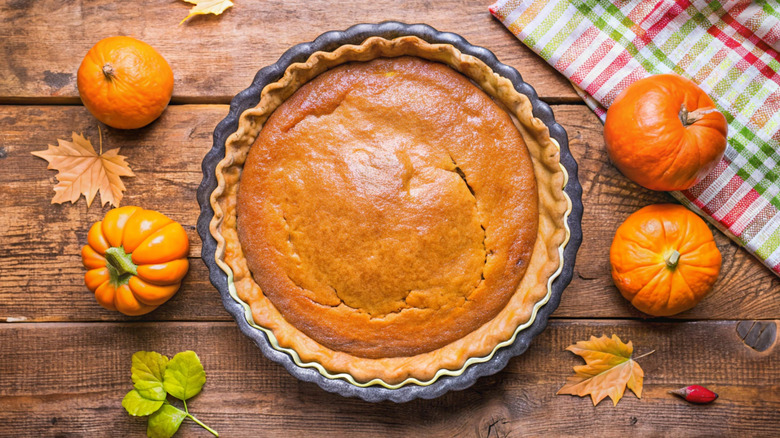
[197,21,583,403]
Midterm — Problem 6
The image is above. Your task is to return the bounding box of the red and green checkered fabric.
[491,0,780,276]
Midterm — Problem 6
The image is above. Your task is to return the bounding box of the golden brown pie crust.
[211,36,569,385]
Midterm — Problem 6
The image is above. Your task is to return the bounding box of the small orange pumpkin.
[82,206,189,316]
[604,74,728,191]
[610,204,722,316]
[77,36,174,130]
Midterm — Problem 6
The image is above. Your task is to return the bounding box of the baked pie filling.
[212,36,569,385]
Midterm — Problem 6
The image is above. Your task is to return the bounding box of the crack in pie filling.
[213,36,569,385]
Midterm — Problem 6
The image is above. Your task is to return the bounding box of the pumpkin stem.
[102,63,115,81]
[679,104,719,126]
[666,250,681,269]
[104,246,138,279]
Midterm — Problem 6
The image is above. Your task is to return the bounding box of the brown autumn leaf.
[31,132,134,208]
[180,0,234,25]
[557,334,648,406]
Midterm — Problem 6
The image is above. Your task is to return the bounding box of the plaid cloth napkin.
[490,0,780,276]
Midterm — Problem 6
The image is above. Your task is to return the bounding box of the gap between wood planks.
[0,96,588,106]
[2,318,776,327]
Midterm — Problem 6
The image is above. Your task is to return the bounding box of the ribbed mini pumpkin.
[77,36,174,130]
[604,74,727,191]
[82,206,189,316]
[610,204,722,316]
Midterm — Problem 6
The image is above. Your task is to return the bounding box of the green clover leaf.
[131,351,169,401]
[147,403,187,438]
[122,350,217,437]
[122,389,165,417]
[163,351,206,401]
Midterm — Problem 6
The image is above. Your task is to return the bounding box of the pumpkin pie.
[211,36,570,385]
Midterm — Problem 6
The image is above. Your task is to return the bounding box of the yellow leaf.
[556,334,645,406]
[31,132,135,208]
[180,0,234,25]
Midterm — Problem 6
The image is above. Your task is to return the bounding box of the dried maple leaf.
[557,334,649,406]
[180,0,234,25]
[31,132,134,208]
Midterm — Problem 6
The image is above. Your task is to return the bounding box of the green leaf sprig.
[122,351,218,438]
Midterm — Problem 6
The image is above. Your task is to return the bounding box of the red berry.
[668,385,718,404]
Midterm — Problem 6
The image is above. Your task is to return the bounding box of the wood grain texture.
[0,105,226,322]
[1,1,777,436]
[552,106,780,320]
[0,105,777,322]
[0,0,577,103]
[0,320,777,437]
[737,321,777,352]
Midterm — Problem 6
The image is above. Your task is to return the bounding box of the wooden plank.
[0,105,777,322]
[0,0,577,103]
[0,105,226,322]
[552,106,780,320]
[0,320,777,436]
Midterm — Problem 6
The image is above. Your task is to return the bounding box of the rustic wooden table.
[1,1,778,436]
